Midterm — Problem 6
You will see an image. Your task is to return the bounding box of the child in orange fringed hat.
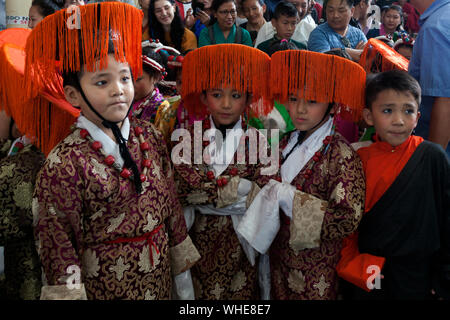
[25,2,199,300]
[0,31,46,300]
[237,50,367,300]
[173,44,275,300]
[355,37,410,146]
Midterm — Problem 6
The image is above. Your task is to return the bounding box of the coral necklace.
[201,116,248,188]
[277,125,336,192]
[78,126,151,183]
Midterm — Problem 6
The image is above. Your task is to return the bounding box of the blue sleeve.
[307,28,331,53]
[198,27,211,48]
[412,23,450,97]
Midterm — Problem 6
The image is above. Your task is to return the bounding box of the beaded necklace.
[77,126,152,184]
[201,116,249,188]
[277,125,336,192]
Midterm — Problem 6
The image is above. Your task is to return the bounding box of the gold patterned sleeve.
[154,100,178,147]
[319,139,366,241]
[289,191,328,253]
[169,236,201,275]
[33,145,85,290]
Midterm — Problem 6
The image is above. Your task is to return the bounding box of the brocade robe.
[0,139,44,299]
[270,132,365,300]
[173,118,273,299]
[33,118,200,300]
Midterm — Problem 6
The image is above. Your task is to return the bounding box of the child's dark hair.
[32,0,62,17]
[148,0,186,53]
[365,70,421,110]
[273,1,298,20]
[142,46,165,79]
[266,39,299,57]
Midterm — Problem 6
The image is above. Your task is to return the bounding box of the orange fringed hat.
[359,38,409,73]
[25,2,143,98]
[181,44,272,119]
[0,43,80,156]
[270,50,366,122]
[0,28,31,48]
[20,2,142,155]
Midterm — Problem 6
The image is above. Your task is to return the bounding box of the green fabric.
[198,23,253,47]
[248,101,295,146]
[360,126,376,142]
[274,101,295,134]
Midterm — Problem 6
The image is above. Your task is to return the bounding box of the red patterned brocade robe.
[33,118,200,300]
[173,118,273,300]
[270,132,365,300]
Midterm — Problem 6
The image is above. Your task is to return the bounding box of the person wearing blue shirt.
[307,0,367,62]
[408,0,450,157]
[198,0,253,46]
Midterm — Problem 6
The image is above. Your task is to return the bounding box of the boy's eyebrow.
[91,68,130,79]
[380,102,418,108]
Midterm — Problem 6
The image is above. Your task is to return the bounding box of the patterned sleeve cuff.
[169,236,201,275]
[289,191,328,254]
[40,284,88,300]
[216,176,240,208]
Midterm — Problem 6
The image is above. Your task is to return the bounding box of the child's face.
[272,15,298,40]
[201,87,248,126]
[64,54,134,127]
[363,89,420,147]
[134,71,159,100]
[284,90,333,133]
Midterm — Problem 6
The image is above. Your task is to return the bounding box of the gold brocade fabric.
[0,140,44,300]
[270,133,366,300]
[33,120,198,300]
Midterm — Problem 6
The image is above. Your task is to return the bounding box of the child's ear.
[362,108,374,126]
[414,111,421,127]
[64,85,81,108]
